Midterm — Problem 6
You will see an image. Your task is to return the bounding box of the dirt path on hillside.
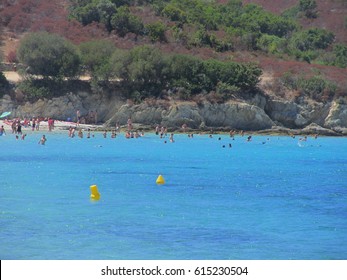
[3,71,91,82]
[3,71,22,82]
[4,71,272,84]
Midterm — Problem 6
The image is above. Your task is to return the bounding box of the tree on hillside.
[290,28,335,52]
[145,21,167,42]
[166,54,211,95]
[110,6,144,37]
[69,1,100,26]
[97,0,117,32]
[0,46,9,90]
[299,0,317,19]
[332,44,347,68]
[110,45,166,99]
[79,39,116,81]
[0,72,9,91]
[17,32,81,79]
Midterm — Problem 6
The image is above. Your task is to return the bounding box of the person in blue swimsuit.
[0,125,5,136]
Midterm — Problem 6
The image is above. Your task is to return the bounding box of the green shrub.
[17,79,52,101]
[256,34,287,54]
[0,72,9,88]
[110,6,144,37]
[216,82,240,98]
[289,28,335,52]
[79,40,116,80]
[281,72,337,101]
[298,76,337,99]
[145,22,167,42]
[162,4,187,23]
[280,72,300,90]
[299,0,317,18]
[333,44,347,68]
[17,32,81,79]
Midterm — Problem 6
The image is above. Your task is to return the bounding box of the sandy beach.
[0,119,102,133]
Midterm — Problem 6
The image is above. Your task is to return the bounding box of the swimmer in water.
[38,135,47,145]
[78,129,83,138]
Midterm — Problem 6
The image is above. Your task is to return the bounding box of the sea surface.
[0,132,346,260]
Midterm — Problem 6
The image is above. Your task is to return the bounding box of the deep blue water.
[0,132,346,259]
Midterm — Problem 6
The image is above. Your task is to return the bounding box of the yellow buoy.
[156,175,165,185]
[90,185,101,200]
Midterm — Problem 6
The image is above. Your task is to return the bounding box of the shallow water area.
[1,132,346,259]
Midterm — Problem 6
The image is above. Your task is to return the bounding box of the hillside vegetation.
[0,0,346,103]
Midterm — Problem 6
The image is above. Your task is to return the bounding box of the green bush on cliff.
[17,79,52,101]
[17,32,81,79]
[107,46,262,101]
[289,28,335,52]
[332,44,347,68]
[79,39,116,81]
[298,75,337,100]
[0,72,9,96]
[0,72,8,87]
[110,6,144,37]
[299,0,318,19]
[282,0,317,19]
[281,72,337,101]
[256,34,287,54]
[166,54,211,96]
[145,21,167,42]
[165,52,262,97]
[109,45,167,98]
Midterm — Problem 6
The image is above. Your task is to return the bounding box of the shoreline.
[1,119,346,137]
[0,119,103,132]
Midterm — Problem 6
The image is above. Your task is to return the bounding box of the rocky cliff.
[1,90,347,135]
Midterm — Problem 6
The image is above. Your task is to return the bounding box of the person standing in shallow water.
[127,118,132,130]
[38,135,47,145]
[78,129,83,138]
[36,118,40,131]
[76,110,81,125]
[31,118,36,131]
[16,120,22,135]
[0,125,5,135]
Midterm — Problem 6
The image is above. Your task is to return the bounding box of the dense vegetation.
[67,0,347,67]
[1,0,346,102]
[0,71,9,93]
[17,32,81,79]
[16,32,262,101]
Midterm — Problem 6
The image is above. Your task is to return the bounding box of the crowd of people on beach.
[3,117,56,133]
[0,115,319,147]
[0,116,56,144]
[76,109,98,126]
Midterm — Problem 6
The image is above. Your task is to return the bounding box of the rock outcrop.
[265,99,331,128]
[325,101,347,128]
[103,100,274,130]
[1,90,347,135]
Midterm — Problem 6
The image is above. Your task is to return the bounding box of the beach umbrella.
[0,111,11,118]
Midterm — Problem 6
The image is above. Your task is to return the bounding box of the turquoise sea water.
[0,132,346,260]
